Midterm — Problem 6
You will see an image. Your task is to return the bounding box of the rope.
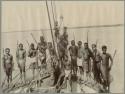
[53,0,57,21]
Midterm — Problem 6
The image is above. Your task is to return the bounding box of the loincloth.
[29,57,37,63]
[65,70,71,78]
[5,63,12,76]
[77,58,83,67]
[18,59,25,72]
[100,64,109,82]
[29,62,38,69]
[83,61,89,72]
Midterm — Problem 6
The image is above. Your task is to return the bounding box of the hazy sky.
[2,1,124,32]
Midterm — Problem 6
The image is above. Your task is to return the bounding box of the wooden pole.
[45,0,56,53]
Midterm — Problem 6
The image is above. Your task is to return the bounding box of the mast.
[45,0,57,56]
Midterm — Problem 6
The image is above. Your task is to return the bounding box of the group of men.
[2,26,114,93]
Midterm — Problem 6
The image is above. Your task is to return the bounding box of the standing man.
[82,43,94,81]
[16,43,26,83]
[62,27,69,57]
[47,42,57,84]
[62,27,68,46]
[91,44,101,84]
[100,45,113,92]
[69,40,78,75]
[55,56,71,93]
[2,48,14,87]
[28,43,37,80]
[57,36,67,68]
[77,41,84,80]
[48,42,56,70]
[57,27,68,68]
[54,21,60,43]
[37,36,47,72]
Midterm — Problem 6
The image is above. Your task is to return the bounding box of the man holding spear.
[37,36,47,74]
[100,45,114,92]
[82,43,94,82]
[91,44,102,84]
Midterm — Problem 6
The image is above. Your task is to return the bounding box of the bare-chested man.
[2,48,14,87]
[47,42,57,83]
[100,45,113,92]
[48,42,56,70]
[69,40,78,75]
[92,44,101,84]
[16,43,26,83]
[37,36,47,72]
[54,21,60,43]
[77,41,84,80]
[56,56,71,93]
[58,35,68,68]
[28,43,37,80]
[82,43,94,81]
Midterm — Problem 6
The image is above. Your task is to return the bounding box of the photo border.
[0,0,124,94]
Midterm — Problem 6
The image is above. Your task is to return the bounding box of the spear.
[73,31,76,42]
[26,39,30,47]
[30,33,38,45]
[111,49,117,68]
[108,49,117,92]
[95,40,98,46]
[113,49,117,59]
[59,15,63,30]
[41,29,47,42]
[87,30,89,43]
[17,40,19,49]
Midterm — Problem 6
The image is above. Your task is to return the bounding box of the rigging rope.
[51,0,56,23]
[53,0,57,21]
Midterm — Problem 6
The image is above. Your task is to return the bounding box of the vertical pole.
[45,0,56,53]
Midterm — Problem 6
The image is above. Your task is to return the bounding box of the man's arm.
[89,48,95,61]
[24,50,26,62]
[76,46,78,57]
[11,55,14,70]
[28,49,31,57]
[56,71,65,87]
[2,56,6,72]
[109,54,113,71]
[16,50,19,62]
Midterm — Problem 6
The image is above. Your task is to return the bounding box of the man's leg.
[9,68,13,86]
[19,68,23,83]
[75,59,77,75]
[23,65,26,84]
[32,69,35,80]
[7,75,9,88]
[6,69,9,88]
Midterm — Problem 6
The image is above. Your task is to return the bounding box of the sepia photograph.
[0,1,124,93]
